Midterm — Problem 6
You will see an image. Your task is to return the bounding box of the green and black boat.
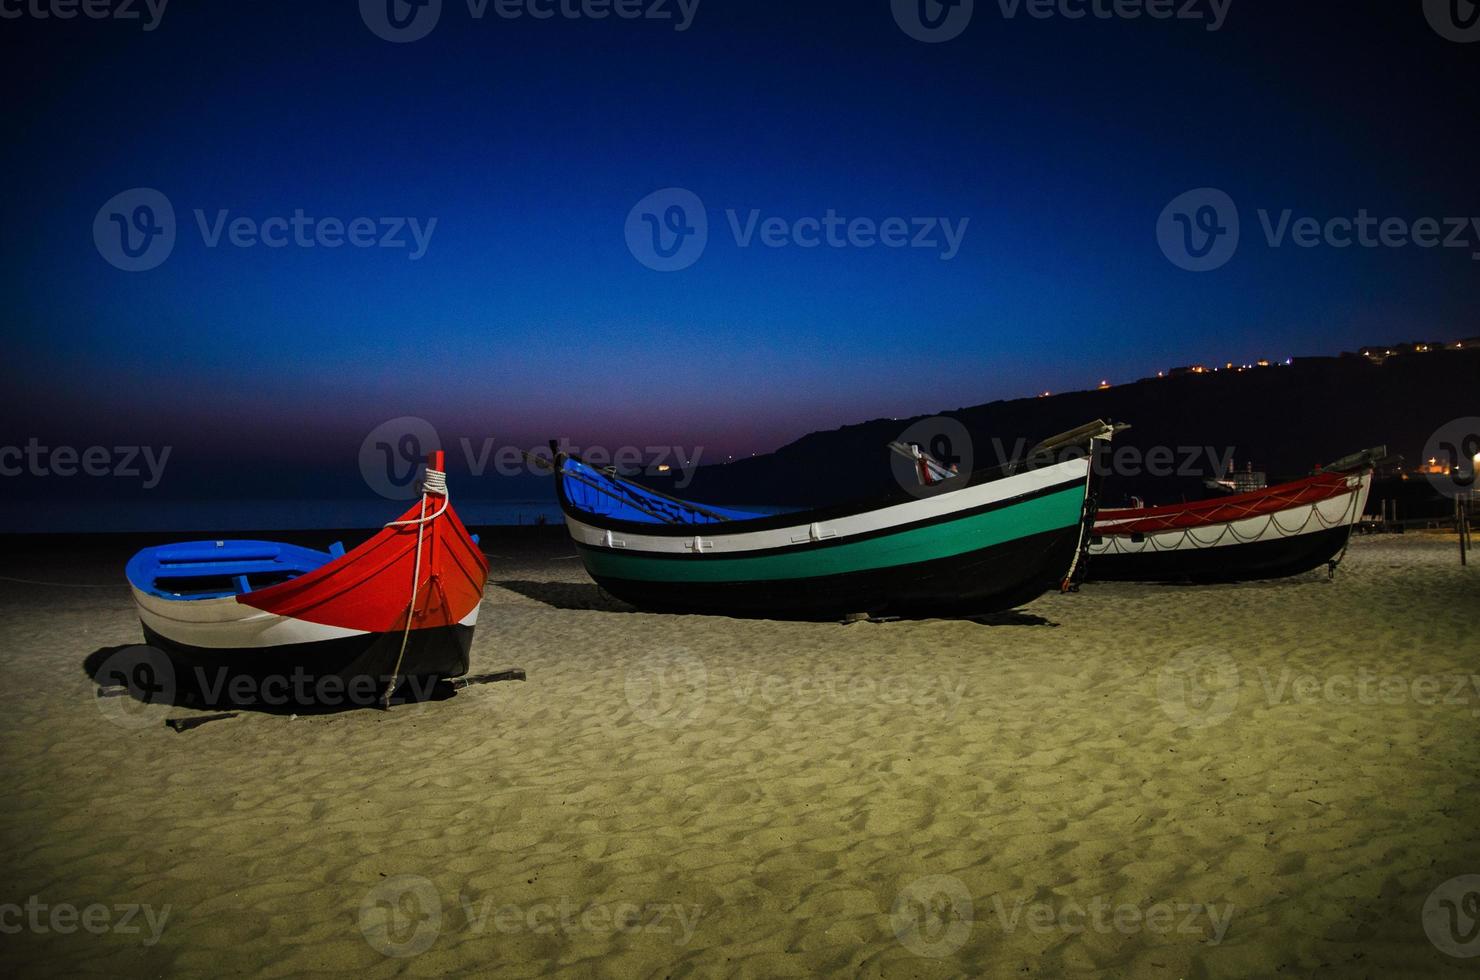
[552,421,1117,619]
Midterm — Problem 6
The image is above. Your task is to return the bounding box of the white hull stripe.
[132,587,480,651]
[566,458,1090,556]
[1088,477,1370,556]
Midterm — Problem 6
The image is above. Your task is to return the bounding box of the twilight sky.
[1,0,1477,522]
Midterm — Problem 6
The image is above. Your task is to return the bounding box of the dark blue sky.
[2,1,1477,519]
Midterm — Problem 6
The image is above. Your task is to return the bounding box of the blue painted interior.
[126,539,336,601]
[560,458,781,526]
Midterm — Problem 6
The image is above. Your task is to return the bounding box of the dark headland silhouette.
[669,342,1479,513]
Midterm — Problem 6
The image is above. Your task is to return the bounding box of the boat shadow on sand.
[493,579,1058,627]
[81,644,473,717]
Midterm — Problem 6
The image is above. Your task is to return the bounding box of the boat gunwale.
[556,450,1095,540]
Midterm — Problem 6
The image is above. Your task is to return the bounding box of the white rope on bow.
[381,467,449,708]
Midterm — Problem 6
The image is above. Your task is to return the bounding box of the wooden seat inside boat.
[126,539,344,601]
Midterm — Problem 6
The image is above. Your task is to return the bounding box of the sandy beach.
[0,532,1476,978]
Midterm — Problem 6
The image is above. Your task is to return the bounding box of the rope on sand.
[0,576,125,588]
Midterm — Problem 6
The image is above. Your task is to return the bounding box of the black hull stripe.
[1085,526,1355,583]
[590,526,1082,620]
[138,623,473,711]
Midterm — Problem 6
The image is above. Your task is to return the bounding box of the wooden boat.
[125,452,487,709]
[551,421,1118,619]
[1085,447,1384,582]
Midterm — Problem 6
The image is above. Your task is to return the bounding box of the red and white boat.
[1085,448,1382,582]
[125,452,487,709]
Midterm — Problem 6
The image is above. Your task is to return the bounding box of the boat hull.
[1086,524,1355,583]
[560,456,1099,620]
[124,479,489,710]
[582,523,1082,618]
[1086,471,1370,583]
[138,621,475,710]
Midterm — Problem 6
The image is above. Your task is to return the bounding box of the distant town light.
[657,464,671,472]
[1098,380,1111,389]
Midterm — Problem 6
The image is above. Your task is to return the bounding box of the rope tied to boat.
[381,464,449,708]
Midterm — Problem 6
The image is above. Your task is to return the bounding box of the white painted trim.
[1089,474,1370,555]
[131,586,368,649]
[565,458,1090,556]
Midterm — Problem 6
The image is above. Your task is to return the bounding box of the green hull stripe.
[579,486,1084,584]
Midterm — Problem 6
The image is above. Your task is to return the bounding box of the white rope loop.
[381,466,450,707]
[1100,478,1363,557]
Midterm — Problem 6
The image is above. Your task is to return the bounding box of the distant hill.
[668,347,1479,510]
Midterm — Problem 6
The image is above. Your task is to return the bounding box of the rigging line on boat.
[588,460,732,522]
[381,466,448,707]
[561,468,684,525]
[1106,484,1362,555]
[0,576,125,588]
